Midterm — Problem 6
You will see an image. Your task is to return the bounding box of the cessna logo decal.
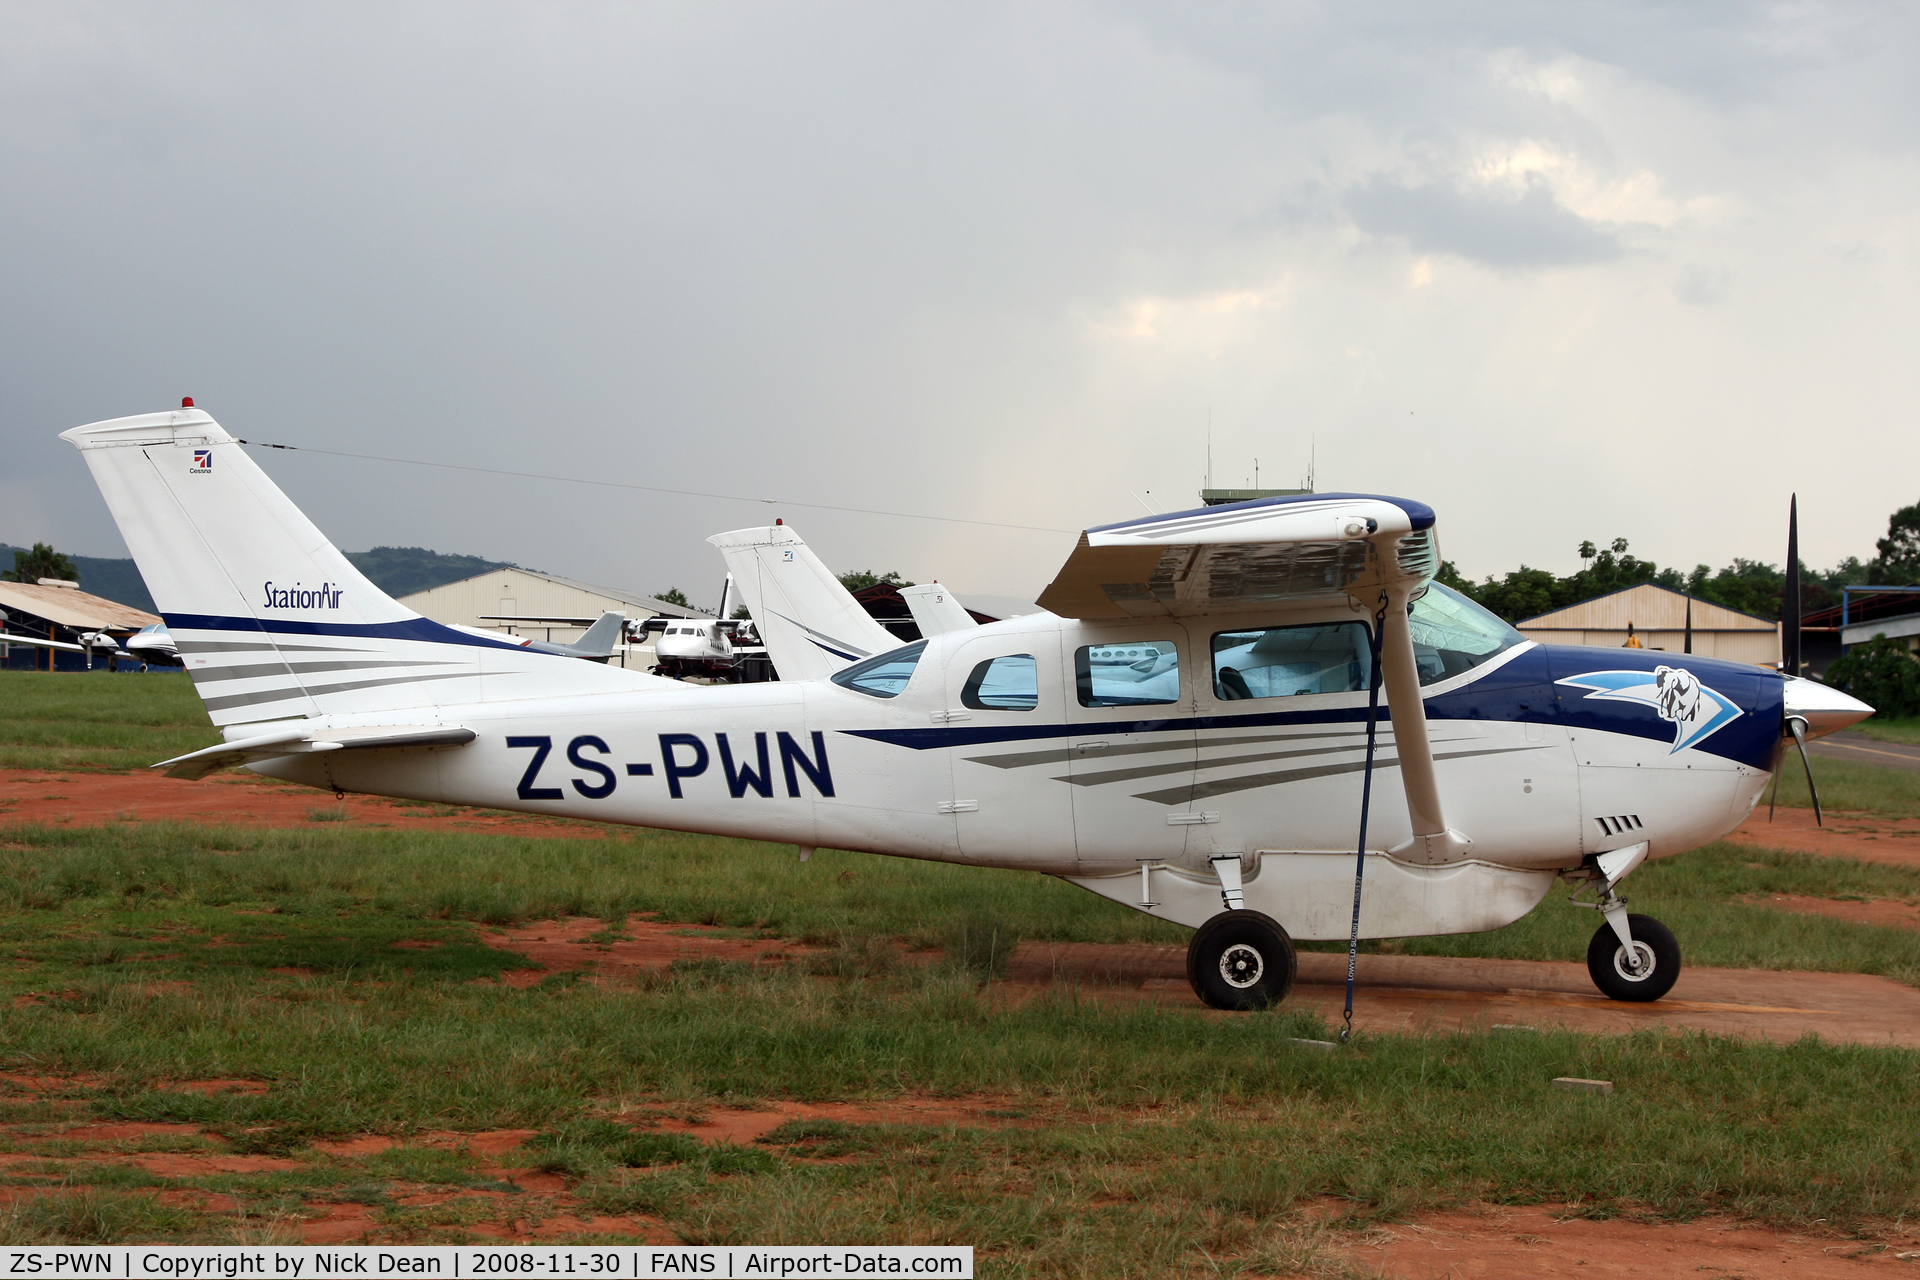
[1556,666,1742,754]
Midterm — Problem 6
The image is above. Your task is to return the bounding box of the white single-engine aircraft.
[62,406,1872,1009]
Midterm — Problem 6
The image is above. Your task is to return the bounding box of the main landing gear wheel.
[1187,910,1297,1011]
[1586,913,1680,1003]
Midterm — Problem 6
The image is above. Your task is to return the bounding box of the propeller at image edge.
[1770,493,1876,826]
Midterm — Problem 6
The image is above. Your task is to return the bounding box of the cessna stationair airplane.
[63,405,1872,1009]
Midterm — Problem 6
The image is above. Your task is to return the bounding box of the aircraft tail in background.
[900,583,980,637]
[706,523,898,682]
[61,408,657,727]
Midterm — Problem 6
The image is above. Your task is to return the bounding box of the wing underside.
[1037,494,1439,619]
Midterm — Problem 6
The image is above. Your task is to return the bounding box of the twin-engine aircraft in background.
[61,406,1872,1010]
[631,576,776,683]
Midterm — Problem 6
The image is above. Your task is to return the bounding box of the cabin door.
[941,631,1076,865]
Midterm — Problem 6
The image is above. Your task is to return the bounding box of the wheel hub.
[1219,943,1265,989]
[1613,941,1656,981]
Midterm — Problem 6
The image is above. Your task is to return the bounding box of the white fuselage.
[251,608,1775,941]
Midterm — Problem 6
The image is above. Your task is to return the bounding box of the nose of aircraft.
[1782,675,1875,740]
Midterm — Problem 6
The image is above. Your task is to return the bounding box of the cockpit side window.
[962,654,1038,711]
[1211,622,1371,700]
[830,641,928,699]
[1409,582,1525,685]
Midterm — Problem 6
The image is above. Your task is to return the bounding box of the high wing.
[1036,493,1438,619]
[1039,490,1469,863]
[2,632,93,655]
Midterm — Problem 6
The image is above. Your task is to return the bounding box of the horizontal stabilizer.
[1037,493,1440,619]
[154,724,477,780]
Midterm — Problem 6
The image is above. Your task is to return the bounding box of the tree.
[1687,558,1785,619]
[1870,502,1920,585]
[1822,635,1920,718]
[2,543,78,585]
[653,587,691,608]
[837,570,913,592]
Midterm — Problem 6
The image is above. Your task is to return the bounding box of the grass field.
[1853,715,1920,747]
[1,818,1920,1259]
[0,671,216,771]
[7,676,1920,1261]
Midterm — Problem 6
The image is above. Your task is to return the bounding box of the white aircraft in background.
[900,583,981,638]
[1,608,138,667]
[705,525,982,681]
[126,621,182,665]
[62,405,1873,1009]
[633,576,775,682]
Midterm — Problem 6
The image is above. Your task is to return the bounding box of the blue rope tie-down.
[1342,596,1390,1044]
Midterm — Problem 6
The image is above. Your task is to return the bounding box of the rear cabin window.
[1075,641,1181,707]
[830,641,927,698]
[1211,622,1372,700]
[961,654,1038,711]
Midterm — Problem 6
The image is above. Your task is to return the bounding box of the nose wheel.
[1586,913,1680,1002]
[1187,909,1297,1010]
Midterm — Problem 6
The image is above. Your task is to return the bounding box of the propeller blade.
[1788,714,1822,827]
[1783,494,1801,677]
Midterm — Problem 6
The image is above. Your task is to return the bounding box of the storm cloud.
[2,3,1917,611]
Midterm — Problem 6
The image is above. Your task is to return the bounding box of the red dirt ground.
[1355,1203,1920,1277]
[0,769,621,838]
[1727,805,1920,869]
[481,914,825,986]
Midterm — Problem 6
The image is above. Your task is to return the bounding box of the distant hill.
[2,544,517,614]
[1,545,159,614]
[341,547,519,598]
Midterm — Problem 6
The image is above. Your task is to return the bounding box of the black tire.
[1586,914,1680,1003]
[1186,910,1297,1011]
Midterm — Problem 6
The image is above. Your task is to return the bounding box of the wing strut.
[1372,582,1474,864]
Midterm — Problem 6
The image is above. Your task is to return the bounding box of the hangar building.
[1515,584,1778,667]
[397,567,713,668]
[0,579,161,671]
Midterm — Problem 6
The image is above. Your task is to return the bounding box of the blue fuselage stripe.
[163,612,530,652]
[838,646,1785,771]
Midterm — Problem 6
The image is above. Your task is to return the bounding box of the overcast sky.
[4,2,1917,617]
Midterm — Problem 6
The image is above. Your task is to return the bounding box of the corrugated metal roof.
[401,567,716,619]
[1516,583,1774,632]
[0,581,160,630]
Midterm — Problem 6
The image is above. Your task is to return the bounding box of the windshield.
[1409,582,1525,685]
[830,641,927,698]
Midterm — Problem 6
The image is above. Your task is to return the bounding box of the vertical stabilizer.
[61,409,654,725]
[706,524,898,681]
[900,583,979,637]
